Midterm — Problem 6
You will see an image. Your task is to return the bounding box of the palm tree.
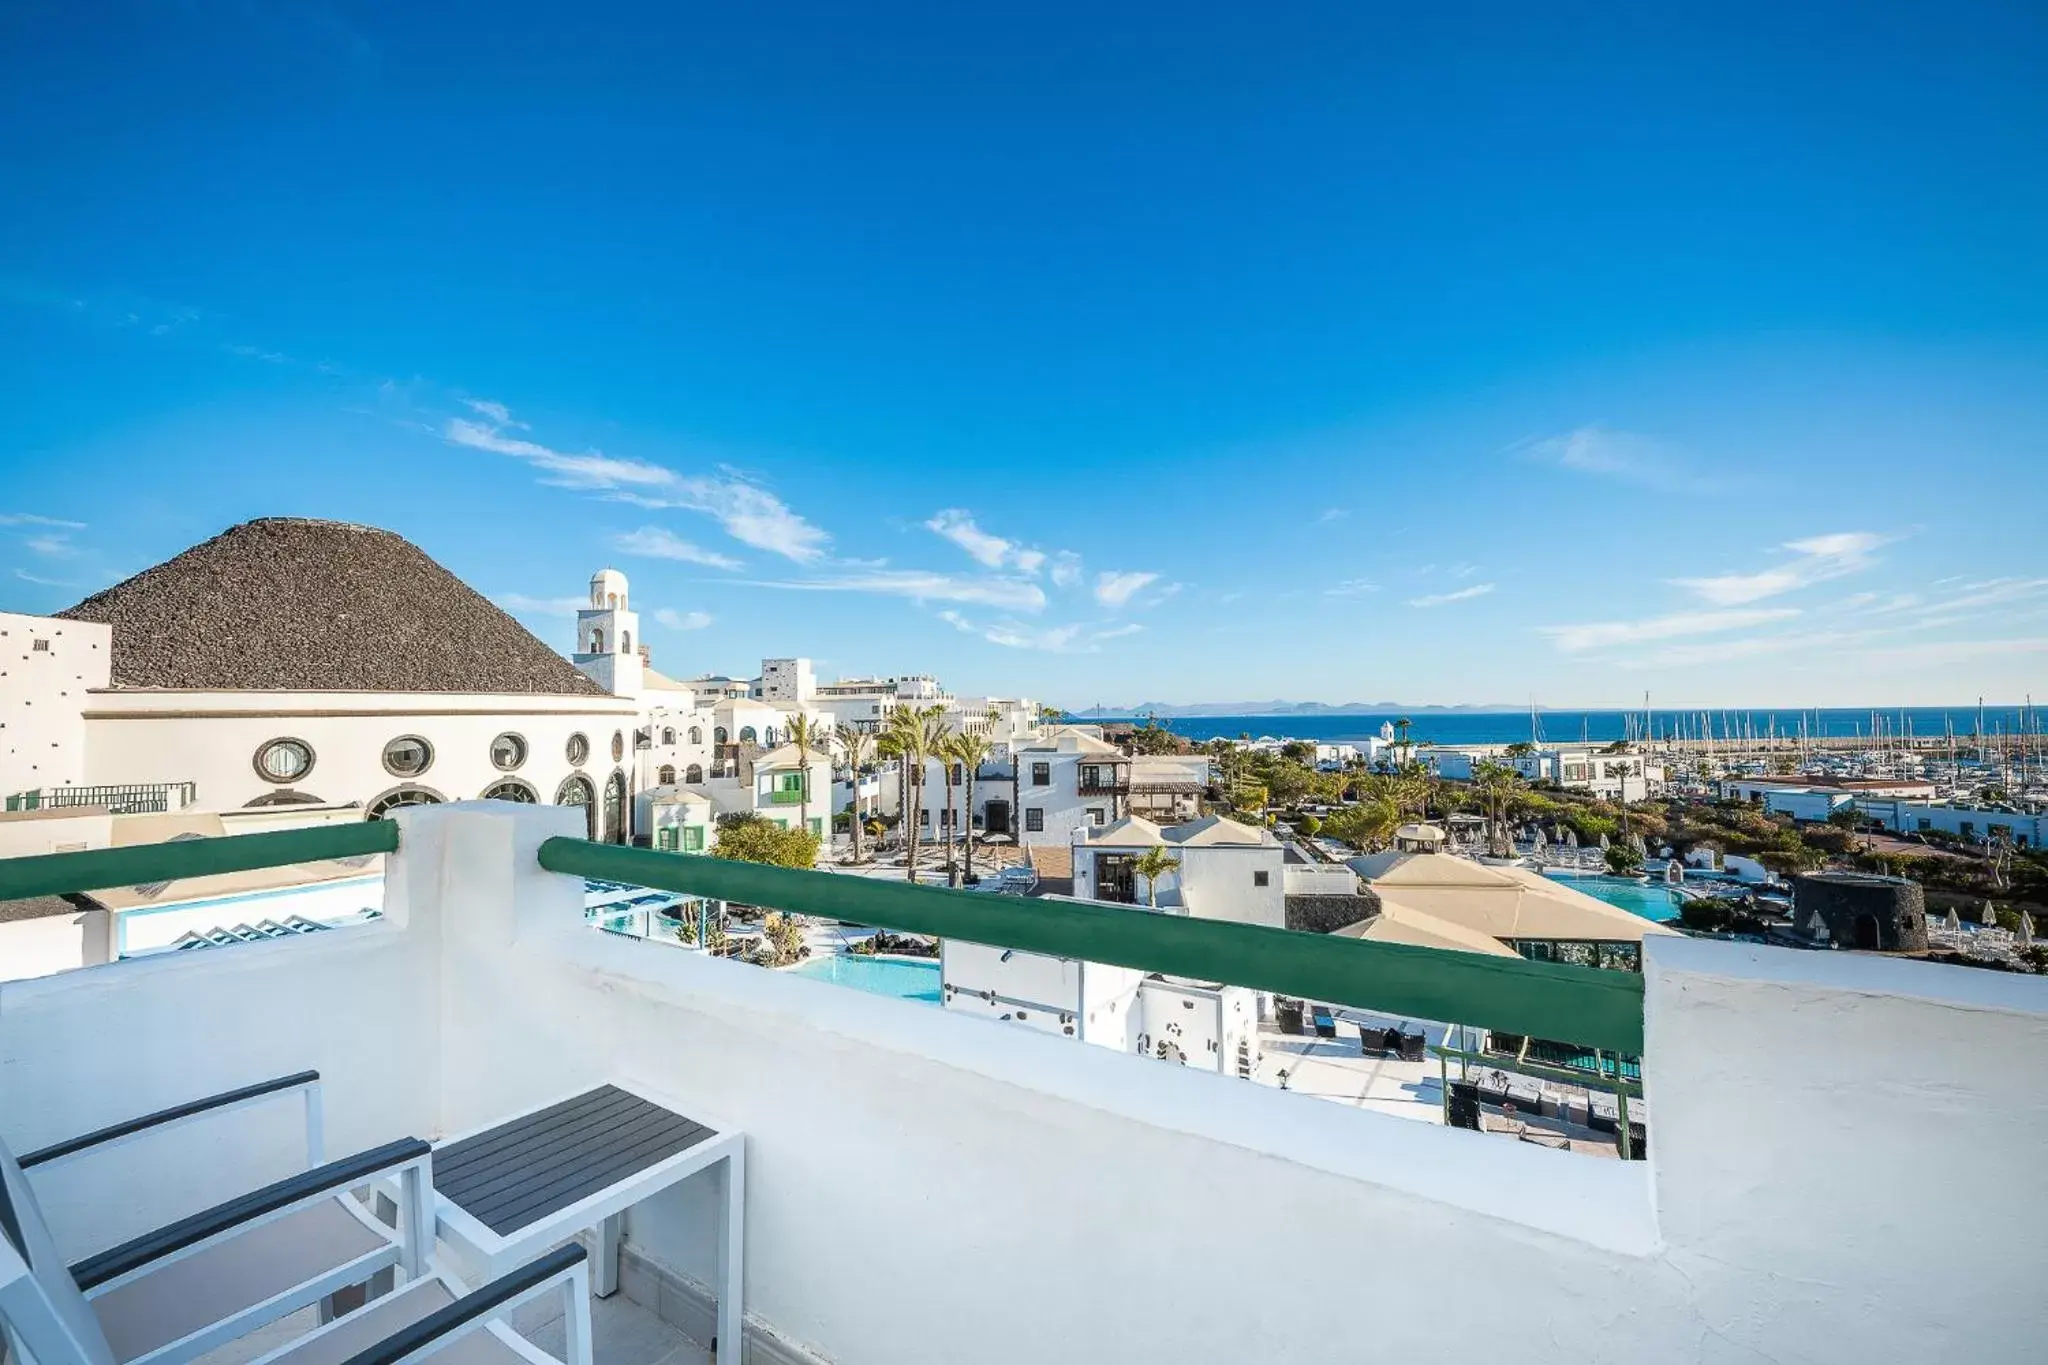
[1036,704,1065,734]
[918,706,952,882]
[838,726,872,865]
[881,708,922,878]
[787,712,820,840]
[940,741,962,887]
[1470,761,1527,858]
[884,704,948,882]
[1132,844,1181,908]
[950,726,995,883]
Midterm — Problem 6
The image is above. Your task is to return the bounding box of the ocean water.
[1074,707,2038,747]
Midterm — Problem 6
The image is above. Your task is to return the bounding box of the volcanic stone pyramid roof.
[58,518,608,696]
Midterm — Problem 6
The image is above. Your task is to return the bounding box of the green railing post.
[535,837,1645,1054]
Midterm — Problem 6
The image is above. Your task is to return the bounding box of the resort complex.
[3,514,2044,1364]
[7,6,2048,1358]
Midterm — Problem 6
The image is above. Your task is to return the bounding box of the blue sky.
[3,2,2045,708]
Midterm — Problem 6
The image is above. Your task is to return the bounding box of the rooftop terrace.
[2,803,2044,1364]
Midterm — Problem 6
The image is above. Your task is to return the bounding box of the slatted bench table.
[428,1082,745,1358]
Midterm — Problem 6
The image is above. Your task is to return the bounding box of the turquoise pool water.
[1542,872,1684,923]
[792,954,942,1003]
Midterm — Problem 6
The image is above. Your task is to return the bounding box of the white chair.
[241,1244,593,1365]
[2,1077,592,1365]
[0,1071,435,1365]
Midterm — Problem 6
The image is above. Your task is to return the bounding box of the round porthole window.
[254,738,314,784]
[611,730,625,762]
[491,732,528,772]
[567,732,589,766]
[383,735,434,778]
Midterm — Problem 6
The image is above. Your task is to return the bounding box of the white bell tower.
[573,568,644,697]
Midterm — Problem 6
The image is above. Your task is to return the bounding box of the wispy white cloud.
[23,534,77,559]
[1317,507,1350,523]
[1540,606,1801,653]
[925,508,1061,580]
[446,407,830,563]
[224,343,292,364]
[1325,578,1379,597]
[1408,583,1496,608]
[655,608,713,631]
[1518,426,1693,489]
[462,398,523,428]
[13,569,77,588]
[613,526,742,571]
[496,593,587,618]
[1049,552,1084,589]
[925,509,1013,568]
[0,513,85,529]
[1095,570,1160,607]
[1671,532,1884,605]
[938,611,1143,652]
[1855,636,2048,667]
[741,570,1046,612]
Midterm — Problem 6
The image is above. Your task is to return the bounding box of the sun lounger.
[1311,1007,1336,1039]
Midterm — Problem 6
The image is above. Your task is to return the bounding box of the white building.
[1854,797,2046,849]
[1071,814,1286,928]
[16,519,643,839]
[1430,744,1660,802]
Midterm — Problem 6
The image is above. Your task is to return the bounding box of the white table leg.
[594,1212,624,1297]
[717,1143,745,1362]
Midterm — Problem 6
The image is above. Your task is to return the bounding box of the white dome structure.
[589,568,630,611]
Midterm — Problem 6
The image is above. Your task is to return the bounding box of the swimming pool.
[791,954,943,1003]
[1542,872,1684,923]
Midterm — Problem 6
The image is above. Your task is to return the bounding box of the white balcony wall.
[3,801,2045,1365]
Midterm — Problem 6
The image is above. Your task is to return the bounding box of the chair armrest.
[71,1136,430,1291]
[337,1244,588,1365]
[19,1071,321,1170]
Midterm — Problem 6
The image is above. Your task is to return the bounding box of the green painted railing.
[0,821,399,902]
[538,837,1646,1054]
[0,818,1645,1054]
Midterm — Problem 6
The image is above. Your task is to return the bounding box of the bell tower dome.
[572,567,643,697]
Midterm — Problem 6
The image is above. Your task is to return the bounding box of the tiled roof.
[58,518,609,696]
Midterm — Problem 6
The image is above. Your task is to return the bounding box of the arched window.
[764,727,778,746]
[566,732,589,766]
[603,770,628,844]
[606,593,618,610]
[658,765,676,785]
[481,779,538,804]
[555,775,596,839]
[685,763,704,784]
[622,631,632,654]
[662,727,676,746]
[590,628,604,653]
[367,785,443,820]
[244,789,323,808]
[714,727,729,745]
[738,726,757,744]
[689,727,703,745]
[611,730,625,762]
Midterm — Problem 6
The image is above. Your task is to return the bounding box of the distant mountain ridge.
[1079,700,1527,718]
